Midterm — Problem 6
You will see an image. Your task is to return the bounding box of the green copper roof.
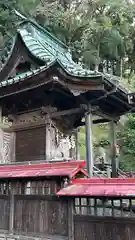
[18,20,101,78]
[0,66,46,88]
[0,13,127,94]
[0,17,104,88]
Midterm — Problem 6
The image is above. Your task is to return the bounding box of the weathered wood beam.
[9,182,15,232]
[51,87,72,98]
[7,107,84,132]
[93,118,110,124]
[110,94,130,110]
[78,118,111,126]
[68,199,74,240]
[95,110,120,122]
[48,107,85,118]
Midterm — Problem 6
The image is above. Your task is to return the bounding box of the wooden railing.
[74,196,135,240]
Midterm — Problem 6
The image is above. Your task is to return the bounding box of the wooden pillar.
[75,128,80,160]
[110,121,117,178]
[85,105,94,177]
[9,182,15,232]
[68,198,74,240]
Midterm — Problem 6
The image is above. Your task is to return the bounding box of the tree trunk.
[59,0,70,10]
[107,59,109,73]
[120,58,123,79]
[115,59,121,76]
[112,60,116,75]
[95,44,100,71]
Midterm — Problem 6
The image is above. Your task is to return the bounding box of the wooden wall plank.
[14,195,68,236]
[74,215,135,240]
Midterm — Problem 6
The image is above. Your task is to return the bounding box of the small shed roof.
[57,178,135,197]
[0,161,88,179]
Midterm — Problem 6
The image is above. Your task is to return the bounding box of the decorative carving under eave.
[0,129,15,163]
[0,116,13,132]
[9,110,49,130]
[46,122,76,160]
[8,107,78,133]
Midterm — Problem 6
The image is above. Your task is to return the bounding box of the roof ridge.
[15,9,68,49]
[18,19,68,50]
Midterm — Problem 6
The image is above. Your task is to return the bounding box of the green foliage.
[118,115,135,171]
[0,1,17,46]
[79,123,110,160]
[1,0,135,76]
[32,0,135,76]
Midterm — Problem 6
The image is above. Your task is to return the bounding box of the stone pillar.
[110,121,117,178]
[45,123,51,160]
[85,105,94,177]
[75,128,80,160]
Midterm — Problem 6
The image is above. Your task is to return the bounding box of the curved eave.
[0,63,132,118]
[0,65,47,89]
[0,65,104,103]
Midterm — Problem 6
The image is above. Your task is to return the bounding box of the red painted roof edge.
[72,178,135,185]
[56,190,135,197]
[56,183,135,197]
[0,160,86,172]
[56,177,135,197]
[70,167,88,178]
[0,163,88,179]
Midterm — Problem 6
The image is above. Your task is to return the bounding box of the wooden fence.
[14,195,68,236]
[74,215,135,240]
[0,195,9,230]
[0,183,135,239]
[73,197,135,240]
[0,193,68,239]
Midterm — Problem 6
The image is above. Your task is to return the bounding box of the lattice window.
[0,182,10,195]
[14,181,25,194]
[74,197,135,218]
[25,182,31,195]
[16,180,58,195]
[43,181,51,195]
